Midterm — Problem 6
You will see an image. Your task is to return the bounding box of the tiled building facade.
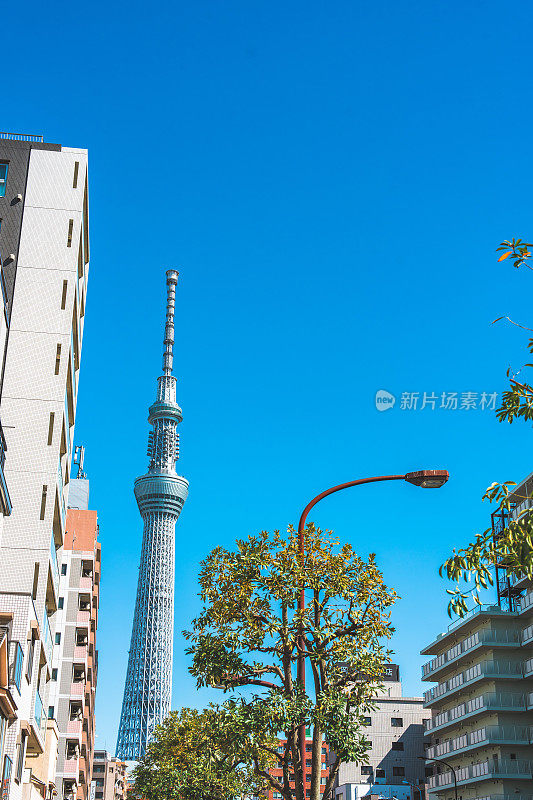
[50,495,100,800]
[91,752,126,800]
[421,473,533,800]
[267,733,330,800]
[0,133,89,800]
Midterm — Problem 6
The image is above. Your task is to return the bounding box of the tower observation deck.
[116,270,189,759]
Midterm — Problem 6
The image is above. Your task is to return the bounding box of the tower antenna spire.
[163,269,179,377]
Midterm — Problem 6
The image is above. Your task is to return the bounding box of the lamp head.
[405,469,449,489]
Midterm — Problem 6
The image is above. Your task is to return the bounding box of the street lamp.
[296,470,449,783]
[418,755,458,800]
[401,780,422,800]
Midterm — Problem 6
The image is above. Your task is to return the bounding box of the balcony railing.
[422,630,521,677]
[428,759,533,789]
[426,725,532,758]
[425,693,527,732]
[0,131,43,142]
[518,592,533,613]
[424,660,523,704]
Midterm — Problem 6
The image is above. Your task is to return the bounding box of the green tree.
[184,524,397,800]
[130,705,269,800]
[442,239,533,616]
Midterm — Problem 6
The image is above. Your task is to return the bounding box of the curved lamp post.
[296,470,449,788]
[419,755,458,800]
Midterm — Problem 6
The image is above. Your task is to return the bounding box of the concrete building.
[421,472,533,800]
[91,751,126,800]
[49,470,100,800]
[0,132,89,800]
[333,666,430,800]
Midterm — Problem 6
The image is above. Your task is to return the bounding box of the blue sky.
[5,0,533,751]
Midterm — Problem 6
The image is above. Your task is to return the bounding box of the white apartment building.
[421,473,533,800]
[333,666,430,800]
[0,133,89,800]
[91,751,127,800]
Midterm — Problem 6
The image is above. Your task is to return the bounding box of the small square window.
[392,742,404,751]
[393,767,405,777]
[0,163,8,198]
[61,564,67,576]
[510,753,516,760]
[361,766,373,775]
[391,717,403,727]
[376,769,385,778]
[58,597,64,609]
[363,717,372,726]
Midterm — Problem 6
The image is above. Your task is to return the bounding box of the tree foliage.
[130,706,269,800]
[442,240,533,616]
[184,524,397,800]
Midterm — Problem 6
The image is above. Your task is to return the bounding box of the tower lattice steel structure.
[116,270,189,759]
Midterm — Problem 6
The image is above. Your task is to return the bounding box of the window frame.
[0,163,8,198]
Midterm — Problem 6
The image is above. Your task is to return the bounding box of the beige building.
[0,133,89,800]
[421,473,533,800]
[91,751,126,800]
[333,666,430,800]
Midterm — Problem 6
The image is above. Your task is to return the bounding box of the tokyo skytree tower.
[116,270,189,759]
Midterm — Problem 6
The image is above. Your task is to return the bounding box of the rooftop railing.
[0,132,43,142]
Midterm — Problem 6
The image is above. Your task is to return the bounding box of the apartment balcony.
[424,660,524,706]
[426,724,532,759]
[522,623,533,646]
[73,645,88,663]
[424,692,527,734]
[76,611,90,627]
[63,759,80,780]
[422,630,521,680]
[428,759,533,790]
[518,592,533,615]
[70,681,85,698]
[66,720,82,739]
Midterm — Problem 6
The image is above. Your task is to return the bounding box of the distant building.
[332,666,429,800]
[0,132,89,800]
[91,751,126,800]
[267,730,329,800]
[49,464,100,800]
[421,472,533,800]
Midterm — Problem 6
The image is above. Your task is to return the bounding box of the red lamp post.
[295,469,449,790]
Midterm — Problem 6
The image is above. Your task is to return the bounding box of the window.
[54,344,61,375]
[322,747,327,756]
[2,755,12,796]
[510,753,517,760]
[320,777,327,785]
[306,792,311,798]
[393,767,405,777]
[48,706,54,719]
[67,219,74,247]
[55,633,61,645]
[392,742,404,751]
[47,412,55,445]
[61,564,67,576]
[40,485,47,520]
[11,642,23,692]
[0,163,8,198]
[391,717,403,727]
[306,760,312,767]
[15,731,27,783]
[424,767,433,777]
[25,637,35,682]
[306,745,312,752]
[73,162,79,189]
[61,280,68,310]
[363,717,371,726]
[376,769,385,778]
[58,597,64,609]
[52,668,58,681]
[361,766,373,775]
